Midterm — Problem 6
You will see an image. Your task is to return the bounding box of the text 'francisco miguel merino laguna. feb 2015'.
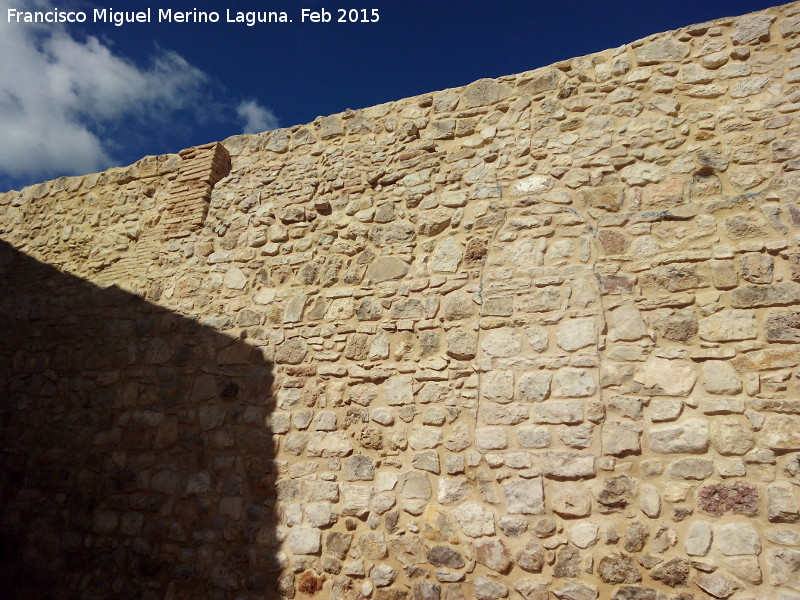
[6,6,382,26]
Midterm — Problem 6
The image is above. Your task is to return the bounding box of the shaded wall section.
[0,240,276,599]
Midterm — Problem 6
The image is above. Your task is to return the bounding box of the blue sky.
[0,0,781,192]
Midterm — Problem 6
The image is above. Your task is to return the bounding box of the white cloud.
[0,0,208,180]
[237,100,279,134]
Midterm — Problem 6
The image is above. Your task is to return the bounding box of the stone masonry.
[2,2,800,599]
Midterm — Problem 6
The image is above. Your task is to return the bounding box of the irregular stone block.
[730,282,800,308]
[512,541,544,574]
[732,14,775,44]
[668,457,714,480]
[519,372,552,402]
[431,238,462,272]
[710,259,739,289]
[552,482,592,517]
[475,427,508,451]
[634,38,690,64]
[552,368,596,397]
[533,400,583,424]
[400,472,432,499]
[427,545,464,569]
[326,532,353,560]
[595,474,636,511]
[306,432,353,457]
[699,309,757,341]
[768,548,800,590]
[502,478,545,514]
[475,539,512,573]
[541,451,595,478]
[715,522,761,556]
[766,311,800,342]
[694,572,740,598]
[640,484,660,518]
[344,455,374,480]
[685,521,712,556]
[288,528,322,554]
[712,416,755,455]
[647,418,709,453]
[473,576,509,600]
[633,357,696,396]
[438,476,470,505]
[446,329,477,359]
[609,304,647,341]
[454,502,495,537]
[740,252,774,284]
[552,581,598,600]
[556,317,597,351]
[599,552,641,584]
[602,421,642,456]
[408,427,443,450]
[763,415,800,450]
[367,256,409,282]
[482,370,514,401]
[386,375,413,406]
[360,531,387,559]
[768,482,800,523]
[340,485,373,517]
[516,425,551,449]
[481,329,522,357]
[701,361,742,394]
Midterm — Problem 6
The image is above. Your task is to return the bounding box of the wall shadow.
[0,240,277,600]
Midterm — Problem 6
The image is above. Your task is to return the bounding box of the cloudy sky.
[0,0,778,191]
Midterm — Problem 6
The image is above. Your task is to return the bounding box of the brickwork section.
[163,142,231,239]
[2,3,800,600]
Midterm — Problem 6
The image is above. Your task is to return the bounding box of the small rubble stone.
[685,521,713,556]
[553,545,581,578]
[475,539,513,572]
[599,553,641,584]
[596,474,636,511]
[427,546,465,569]
[650,558,690,587]
[694,572,741,598]
[516,541,545,572]
[552,582,598,600]
[473,577,509,600]
[624,521,649,553]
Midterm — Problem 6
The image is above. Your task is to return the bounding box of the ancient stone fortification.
[2,3,800,600]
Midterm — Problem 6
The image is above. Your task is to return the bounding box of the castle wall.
[2,3,800,599]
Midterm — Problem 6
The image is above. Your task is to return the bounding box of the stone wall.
[2,2,800,599]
